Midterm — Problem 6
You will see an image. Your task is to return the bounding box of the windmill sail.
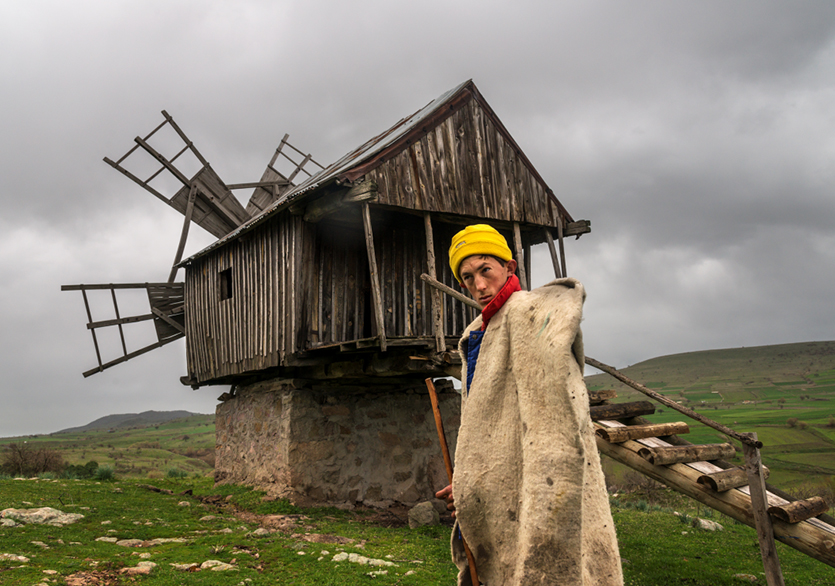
[103,111,250,239]
[61,283,185,377]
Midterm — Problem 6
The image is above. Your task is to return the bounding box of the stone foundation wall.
[215,379,460,505]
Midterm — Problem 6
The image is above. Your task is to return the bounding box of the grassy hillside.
[0,414,216,479]
[586,341,835,491]
[57,410,202,434]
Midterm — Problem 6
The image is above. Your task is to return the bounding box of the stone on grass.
[252,528,271,537]
[95,537,118,543]
[31,541,49,549]
[171,562,199,571]
[199,515,217,522]
[1,518,18,527]
[733,574,758,582]
[1,507,84,526]
[408,501,440,529]
[120,561,156,575]
[691,517,724,531]
[331,552,395,567]
[178,501,191,507]
[0,553,29,563]
[116,539,145,547]
[201,559,236,571]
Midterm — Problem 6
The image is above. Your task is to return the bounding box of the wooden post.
[424,213,445,353]
[512,222,528,290]
[544,228,563,279]
[362,203,387,351]
[743,433,785,586]
[81,288,103,372]
[169,184,197,282]
[556,215,567,278]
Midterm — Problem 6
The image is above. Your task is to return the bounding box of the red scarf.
[480,274,521,329]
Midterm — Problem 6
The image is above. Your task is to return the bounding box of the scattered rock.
[115,539,144,548]
[0,553,29,563]
[408,501,440,529]
[101,521,111,525]
[216,528,233,534]
[120,561,157,575]
[367,570,388,576]
[201,559,236,571]
[1,518,18,527]
[199,515,217,522]
[43,569,58,574]
[31,541,50,549]
[1,507,84,526]
[692,518,724,531]
[171,562,199,571]
[404,570,416,576]
[178,501,191,507]
[252,528,271,537]
[733,574,758,582]
[331,552,395,567]
[95,537,118,543]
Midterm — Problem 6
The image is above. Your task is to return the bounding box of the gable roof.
[180,80,570,265]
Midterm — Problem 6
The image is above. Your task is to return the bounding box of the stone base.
[214,378,460,505]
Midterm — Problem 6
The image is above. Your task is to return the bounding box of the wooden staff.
[425,378,480,586]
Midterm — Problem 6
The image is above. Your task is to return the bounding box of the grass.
[1,478,833,585]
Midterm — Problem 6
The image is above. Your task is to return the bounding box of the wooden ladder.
[587,391,835,580]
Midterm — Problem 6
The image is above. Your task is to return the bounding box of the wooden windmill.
[62,112,322,377]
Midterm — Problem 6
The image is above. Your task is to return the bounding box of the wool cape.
[451,278,622,586]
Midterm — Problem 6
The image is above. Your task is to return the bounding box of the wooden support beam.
[226,180,291,190]
[769,497,829,524]
[563,220,591,237]
[544,228,563,279]
[744,433,786,586]
[134,136,191,187]
[639,443,736,466]
[424,213,445,353]
[303,181,378,223]
[699,466,770,492]
[161,110,209,166]
[420,273,479,310]
[169,184,197,283]
[513,222,528,290]
[589,400,655,421]
[362,203,386,351]
[557,215,568,278]
[103,157,170,205]
[86,313,155,330]
[596,421,689,443]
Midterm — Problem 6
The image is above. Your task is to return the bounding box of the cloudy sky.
[2,1,834,437]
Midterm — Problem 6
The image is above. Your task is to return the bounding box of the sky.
[2,1,834,437]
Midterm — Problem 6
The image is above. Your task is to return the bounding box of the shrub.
[166,468,188,478]
[798,421,809,430]
[787,418,798,428]
[94,466,115,481]
[63,460,101,479]
[826,415,835,429]
[147,470,164,479]
[1,442,64,477]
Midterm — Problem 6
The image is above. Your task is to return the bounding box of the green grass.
[1,479,833,585]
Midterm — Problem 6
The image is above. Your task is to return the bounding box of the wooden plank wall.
[184,211,481,384]
[366,99,559,227]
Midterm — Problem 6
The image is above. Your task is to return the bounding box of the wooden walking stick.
[425,377,481,586]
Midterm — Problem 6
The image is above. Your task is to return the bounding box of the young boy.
[436,224,622,586]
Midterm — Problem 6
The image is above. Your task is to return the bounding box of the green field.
[0,477,833,585]
[0,414,216,479]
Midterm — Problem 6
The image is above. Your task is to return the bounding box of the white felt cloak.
[451,278,622,586]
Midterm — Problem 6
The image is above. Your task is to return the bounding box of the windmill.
[62,112,323,377]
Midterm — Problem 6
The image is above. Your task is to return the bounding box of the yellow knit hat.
[449,224,513,283]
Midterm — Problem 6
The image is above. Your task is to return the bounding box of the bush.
[787,418,798,428]
[798,421,809,430]
[94,466,115,481]
[826,415,835,429]
[166,468,188,478]
[1,442,64,477]
[147,470,164,479]
[63,460,100,479]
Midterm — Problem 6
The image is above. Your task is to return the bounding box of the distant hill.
[56,410,205,434]
[585,340,835,398]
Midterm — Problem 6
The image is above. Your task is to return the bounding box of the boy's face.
[459,255,517,308]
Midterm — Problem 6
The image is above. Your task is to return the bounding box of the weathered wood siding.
[184,211,478,384]
[365,99,560,226]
